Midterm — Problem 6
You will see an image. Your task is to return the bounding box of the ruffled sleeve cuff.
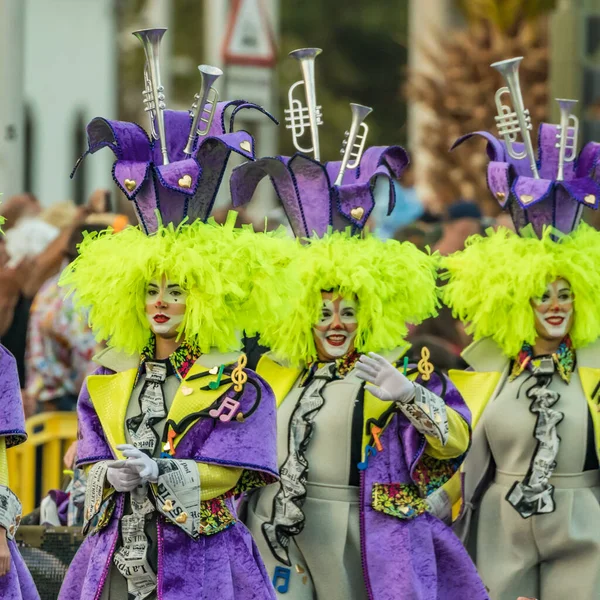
[83,462,116,535]
[0,485,22,540]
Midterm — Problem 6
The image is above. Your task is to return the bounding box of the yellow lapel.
[360,347,412,457]
[87,369,138,459]
[167,361,234,448]
[577,367,600,458]
[256,355,302,408]
[448,370,502,428]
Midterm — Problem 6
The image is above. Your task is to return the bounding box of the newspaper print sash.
[397,385,449,444]
[154,459,202,538]
[0,484,22,539]
[506,357,563,518]
[126,361,168,456]
[113,488,157,600]
[263,363,336,565]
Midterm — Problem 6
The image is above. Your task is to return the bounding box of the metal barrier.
[16,525,84,600]
[8,413,78,514]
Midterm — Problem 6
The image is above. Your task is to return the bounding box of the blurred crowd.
[0,170,514,421]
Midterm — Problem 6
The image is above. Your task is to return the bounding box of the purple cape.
[0,345,39,600]
[59,365,278,600]
[361,371,489,600]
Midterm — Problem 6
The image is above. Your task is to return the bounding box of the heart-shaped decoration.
[350,206,365,220]
[240,140,252,153]
[181,386,194,396]
[124,178,137,192]
[585,194,596,205]
[176,512,188,524]
[495,191,506,200]
[520,194,534,205]
[178,174,192,189]
[236,413,245,423]
[162,499,174,512]
[209,366,219,375]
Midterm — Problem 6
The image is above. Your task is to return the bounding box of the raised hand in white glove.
[106,461,143,492]
[116,444,159,484]
[355,352,416,403]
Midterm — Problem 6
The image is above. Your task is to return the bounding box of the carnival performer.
[442,57,600,600]
[0,211,40,600]
[230,47,489,600]
[56,27,292,600]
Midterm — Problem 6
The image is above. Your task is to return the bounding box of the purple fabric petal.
[86,118,151,161]
[336,183,374,229]
[452,132,506,162]
[512,177,554,207]
[155,158,201,197]
[113,160,150,199]
[288,155,332,238]
[230,157,309,237]
[576,141,600,179]
[151,110,193,165]
[487,162,512,208]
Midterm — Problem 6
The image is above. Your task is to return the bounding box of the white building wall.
[24,0,117,206]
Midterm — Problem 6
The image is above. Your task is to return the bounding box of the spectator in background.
[371,163,425,239]
[433,200,483,255]
[25,214,128,413]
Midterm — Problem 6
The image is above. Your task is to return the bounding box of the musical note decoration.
[209,397,241,422]
[232,353,248,392]
[371,425,383,452]
[208,364,225,389]
[272,565,291,593]
[417,346,434,382]
[357,444,377,470]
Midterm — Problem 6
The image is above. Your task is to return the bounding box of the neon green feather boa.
[59,213,299,355]
[258,230,439,366]
[441,223,600,357]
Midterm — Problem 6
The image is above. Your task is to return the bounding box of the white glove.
[116,444,159,484]
[355,352,416,403]
[107,462,143,492]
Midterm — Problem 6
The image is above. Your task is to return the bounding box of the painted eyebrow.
[148,283,159,289]
[167,284,181,289]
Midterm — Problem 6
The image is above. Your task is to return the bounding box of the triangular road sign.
[222,0,276,67]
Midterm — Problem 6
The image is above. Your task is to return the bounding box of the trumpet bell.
[555,98,579,181]
[491,56,539,178]
[285,48,323,160]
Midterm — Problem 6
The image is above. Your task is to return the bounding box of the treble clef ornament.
[232,354,248,422]
[417,346,434,382]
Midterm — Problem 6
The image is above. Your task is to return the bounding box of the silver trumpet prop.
[491,56,539,179]
[285,48,323,161]
[183,64,223,156]
[334,103,373,186]
[133,28,170,165]
[555,98,579,181]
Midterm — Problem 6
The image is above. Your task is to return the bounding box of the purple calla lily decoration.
[229,146,409,238]
[453,124,600,236]
[72,101,277,234]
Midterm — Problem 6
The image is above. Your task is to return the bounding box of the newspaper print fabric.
[154,459,201,538]
[0,484,22,539]
[397,384,449,444]
[126,361,168,455]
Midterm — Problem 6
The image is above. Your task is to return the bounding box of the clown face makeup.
[145,277,187,339]
[312,292,358,361]
[530,278,574,342]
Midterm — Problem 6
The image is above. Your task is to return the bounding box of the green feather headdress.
[441,224,600,357]
[59,213,299,356]
[258,230,440,366]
